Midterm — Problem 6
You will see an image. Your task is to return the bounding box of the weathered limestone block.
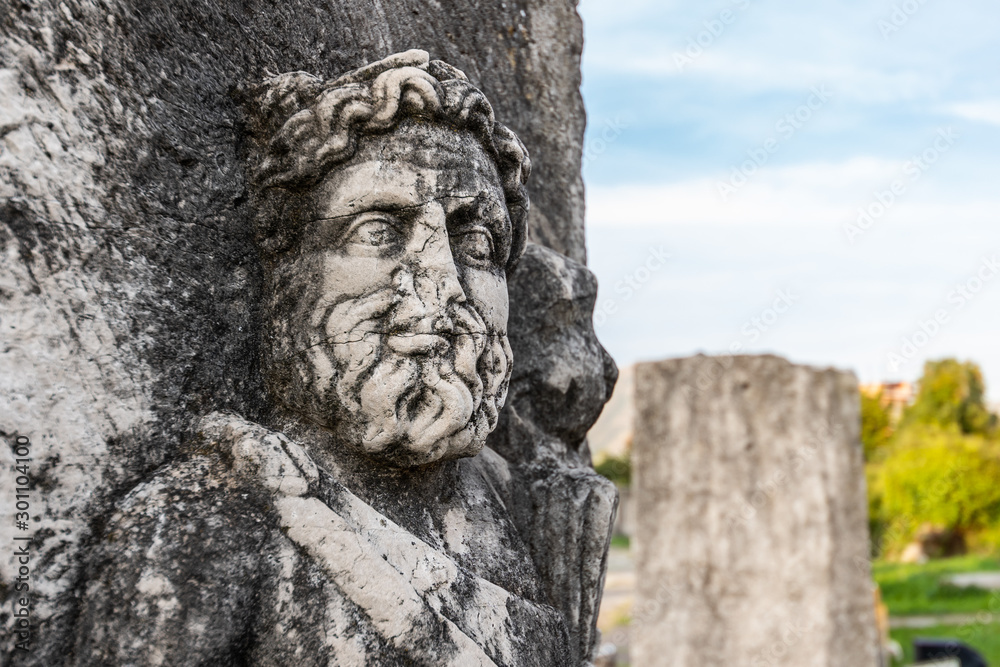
[2,44,613,666]
[1,1,596,663]
[632,355,878,667]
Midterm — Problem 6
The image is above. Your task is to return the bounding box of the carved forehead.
[357,121,503,176]
[312,122,508,216]
[249,53,530,271]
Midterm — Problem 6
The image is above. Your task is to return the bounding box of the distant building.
[860,381,914,422]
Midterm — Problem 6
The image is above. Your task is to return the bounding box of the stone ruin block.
[632,354,878,667]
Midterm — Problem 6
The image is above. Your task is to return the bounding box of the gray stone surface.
[632,355,878,667]
[0,13,606,664]
[491,243,619,664]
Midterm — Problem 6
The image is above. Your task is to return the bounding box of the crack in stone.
[275,329,506,362]
[304,194,482,224]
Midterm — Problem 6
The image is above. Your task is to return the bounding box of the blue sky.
[579,0,1000,398]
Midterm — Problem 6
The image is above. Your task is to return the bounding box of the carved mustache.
[338,306,490,455]
[326,301,488,393]
[307,281,493,350]
[307,284,485,405]
[281,270,507,459]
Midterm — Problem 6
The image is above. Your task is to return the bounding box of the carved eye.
[452,229,494,265]
[343,217,401,248]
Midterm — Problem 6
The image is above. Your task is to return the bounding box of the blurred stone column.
[632,354,878,667]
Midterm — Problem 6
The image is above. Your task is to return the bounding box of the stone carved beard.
[268,261,512,468]
[260,120,516,468]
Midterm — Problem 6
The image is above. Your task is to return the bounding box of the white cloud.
[586,41,946,105]
[580,0,1000,397]
[581,1,992,104]
[948,102,1000,126]
[586,157,1000,228]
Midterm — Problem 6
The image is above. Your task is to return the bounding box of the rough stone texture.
[490,243,619,664]
[62,239,617,667]
[632,355,878,667]
[72,413,574,667]
[0,6,600,664]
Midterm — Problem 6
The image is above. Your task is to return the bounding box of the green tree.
[594,452,631,487]
[595,436,632,487]
[875,426,1000,550]
[868,359,1000,556]
[861,390,894,461]
[902,359,996,436]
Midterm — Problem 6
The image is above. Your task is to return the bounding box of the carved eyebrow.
[310,191,428,222]
[445,195,507,228]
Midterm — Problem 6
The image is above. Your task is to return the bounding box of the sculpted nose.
[393,203,466,325]
[417,238,465,307]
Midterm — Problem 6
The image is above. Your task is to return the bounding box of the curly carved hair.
[248,49,530,272]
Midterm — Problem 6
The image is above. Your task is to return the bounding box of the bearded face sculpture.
[251,50,528,467]
[68,52,614,667]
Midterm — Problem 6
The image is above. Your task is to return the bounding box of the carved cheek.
[461,269,508,332]
[316,252,398,300]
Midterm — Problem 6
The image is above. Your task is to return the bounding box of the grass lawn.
[874,555,1000,615]
[890,623,1000,666]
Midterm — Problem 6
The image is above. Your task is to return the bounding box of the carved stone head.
[248,50,530,467]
